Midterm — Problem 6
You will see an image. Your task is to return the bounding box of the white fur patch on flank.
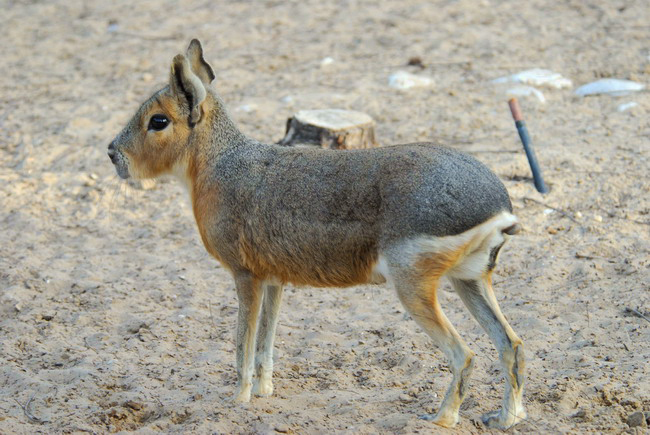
[385,211,518,280]
[370,255,392,285]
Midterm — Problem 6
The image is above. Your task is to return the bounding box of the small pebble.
[126,322,147,334]
[236,104,256,113]
[575,79,644,97]
[407,56,425,68]
[594,215,603,222]
[388,71,434,90]
[274,423,290,433]
[627,411,647,428]
[574,211,583,219]
[620,398,640,408]
[399,393,414,403]
[320,57,334,67]
[125,400,143,410]
[492,68,572,89]
[570,409,588,419]
[617,102,638,112]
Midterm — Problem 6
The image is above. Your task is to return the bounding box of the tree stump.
[278,109,378,150]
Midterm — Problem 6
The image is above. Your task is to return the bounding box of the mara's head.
[108,39,216,180]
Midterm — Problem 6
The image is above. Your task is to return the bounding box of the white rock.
[235,104,256,113]
[617,102,638,112]
[321,57,335,67]
[492,68,572,89]
[575,79,645,97]
[506,85,546,103]
[388,71,434,90]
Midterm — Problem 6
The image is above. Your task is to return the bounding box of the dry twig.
[523,197,580,224]
[625,307,650,324]
[14,394,49,424]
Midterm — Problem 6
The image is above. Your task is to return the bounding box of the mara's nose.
[107,141,117,163]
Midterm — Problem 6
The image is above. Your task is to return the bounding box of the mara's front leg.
[233,272,264,402]
[253,281,284,397]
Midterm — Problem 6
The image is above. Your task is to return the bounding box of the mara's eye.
[148,114,169,131]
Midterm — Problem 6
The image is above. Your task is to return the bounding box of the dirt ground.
[1,0,649,433]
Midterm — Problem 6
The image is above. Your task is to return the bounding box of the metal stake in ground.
[508,98,549,194]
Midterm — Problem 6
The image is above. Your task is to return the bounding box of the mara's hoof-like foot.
[481,408,527,430]
[233,386,252,403]
[252,378,274,397]
[419,411,459,428]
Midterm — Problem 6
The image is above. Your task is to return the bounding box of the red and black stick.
[508,98,549,194]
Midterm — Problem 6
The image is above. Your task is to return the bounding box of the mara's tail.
[405,211,519,281]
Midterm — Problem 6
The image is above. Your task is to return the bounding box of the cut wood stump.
[278,109,378,150]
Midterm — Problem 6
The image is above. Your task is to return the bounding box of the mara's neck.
[173,90,249,185]
[180,93,248,263]
[175,91,250,219]
[206,92,249,150]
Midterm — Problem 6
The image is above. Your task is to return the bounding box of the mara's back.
[241,142,511,237]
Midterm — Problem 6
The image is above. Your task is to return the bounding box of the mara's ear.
[186,39,215,85]
[170,54,207,126]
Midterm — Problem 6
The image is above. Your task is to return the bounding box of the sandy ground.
[1,0,649,433]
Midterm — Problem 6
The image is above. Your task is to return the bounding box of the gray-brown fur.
[108,39,526,429]
[203,135,512,284]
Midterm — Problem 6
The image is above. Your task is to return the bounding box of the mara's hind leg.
[449,274,526,429]
[388,263,475,428]
[253,281,284,397]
